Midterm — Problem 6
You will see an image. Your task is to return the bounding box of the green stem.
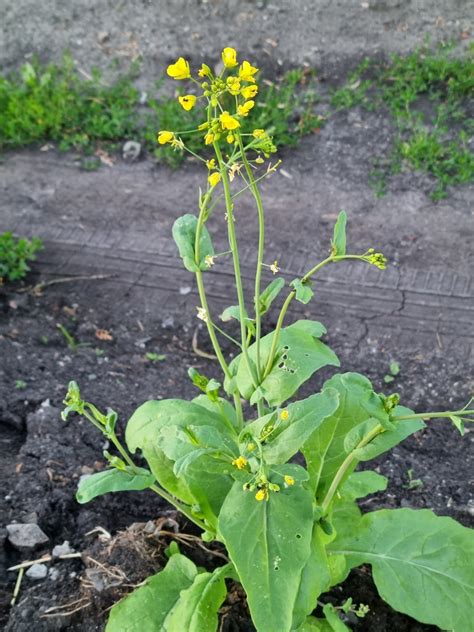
[149,484,208,531]
[214,141,259,391]
[321,424,383,515]
[394,409,474,421]
[237,131,265,382]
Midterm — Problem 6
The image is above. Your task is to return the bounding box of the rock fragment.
[6,523,49,550]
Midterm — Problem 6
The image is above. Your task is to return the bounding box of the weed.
[384,360,400,384]
[56,323,89,352]
[14,379,27,390]
[0,232,43,283]
[145,352,166,363]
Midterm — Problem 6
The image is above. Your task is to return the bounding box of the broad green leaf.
[172,214,214,272]
[164,564,231,632]
[329,508,474,631]
[220,305,255,332]
[302,372,375,500]
[142,441,196,505]
[126,399,229,452]
[331,211,347,256]
[219,482,314,632]
[259,389,340,464]
[228,320,339,407]
[191,394,239,432]
[290,279,314,304]
[76,467,154,504]
[450,414,465,436]
[353,413,425,461]
[292,525,332,629]
[322,604,351,631]
[106,553,197,631]
[259,277,285,314]
[339,470,388,500]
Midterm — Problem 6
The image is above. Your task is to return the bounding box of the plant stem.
[394,409,474,421]
[214,141,259,391]
[149,484,208,531]
[320,424,383,515]
[194,186,244,426]
[237,132,265,382]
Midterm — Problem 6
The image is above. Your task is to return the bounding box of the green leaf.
[242,389,339,463]
[164,564,230,632]
[219,482,314,632]
[329,508,474,631]
[331,211,347,256]
[296,617,333,632]
[228,320,339,407]
[339,470,388,500]
[322,604,351,631]
[292,525,332,629]
[301,372,376,500]
[172,214,214,272]
[76,467,154,504]
[220,305,255,335]
[105,554,197,632]
[352,413,425,461]
[450,414,465,436]
[389,361,400,376]
[290,279,314,304]
[106,553,197,632]
[259,277,285,314]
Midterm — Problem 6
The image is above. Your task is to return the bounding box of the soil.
[1,1,473,630]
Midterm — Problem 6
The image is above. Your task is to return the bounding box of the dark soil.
[0,273,472,631]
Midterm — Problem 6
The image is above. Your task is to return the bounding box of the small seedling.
[384,360,400,383]
[56,323,89,352]
[145,352,166,363]
[405,468,424,491]
[14,379,27,390]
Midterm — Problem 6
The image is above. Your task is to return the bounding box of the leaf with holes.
[329,509,474,631]
[172,214,214,272]
[219,481,314,632]
[227,320,339,407]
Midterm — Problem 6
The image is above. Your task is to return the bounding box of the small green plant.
[383,360,400,384]
[63,49,474,632]
[14,379,27,390]
[146,352,166,363]
[56,323,89,352]
[0,231,42,283]
[404,468,423,491]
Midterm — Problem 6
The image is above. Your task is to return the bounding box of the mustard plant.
[63,48,474,632]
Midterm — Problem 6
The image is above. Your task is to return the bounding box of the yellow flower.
[226,76,241,95]
[284,475,295,486]
[253,128,265,138]
[204,254,215,268]
[226,133,235,144]
[280,409,289,421]
[206,158,216,170]
[204,132,215,145]
[157,131,174,145]
[255,156,264,164]
[255,488,268,502]
[222,47,238,68]
[208,172,221,187]
[239,60,258,82]
[220,111,240,130]
[167,57,191,80]
[237,100,255,117]
[198,63,211,78]
[247,442,256,452]
[178,94,197,111]
[241,84,258,99]
[270,260,280,274]
[232,455,248,470]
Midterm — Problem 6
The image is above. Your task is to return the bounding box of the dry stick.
[19,273,115,294]
[192,326,218,359]
[8,552,83,572]
[10,568,24,607]
[42,598,91,618]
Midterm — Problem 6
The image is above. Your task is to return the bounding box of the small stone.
[161,316,175,329]
[85,568,105,592]
[179,286,192,296]
[7,523,49,550]
[26,563,48,579]
[122,141,142,161]
[49,568,60,581]
[52,540,75,557]
[143,520,156,534]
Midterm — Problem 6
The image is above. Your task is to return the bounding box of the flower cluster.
[363,248,388,270]
[157,47,277,188]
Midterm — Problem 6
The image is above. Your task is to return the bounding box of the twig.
[192,327,217,359]
[10,568,24,606]
[159,530,229,562]
[8,552,83,571]
[19,274,114,294]
[41,597,91,618]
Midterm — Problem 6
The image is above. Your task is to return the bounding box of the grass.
[0,232,43,282]
[331,43,474,199]
[0,55,321,167]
